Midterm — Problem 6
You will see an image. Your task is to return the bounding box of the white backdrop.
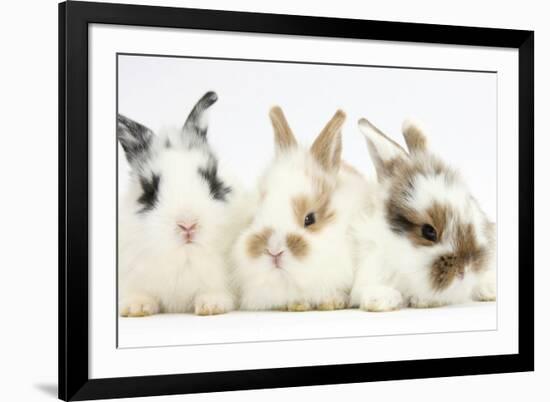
[118,54,497,219]
[0,0,546,401]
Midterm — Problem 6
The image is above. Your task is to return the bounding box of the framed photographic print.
[59,1,534,400]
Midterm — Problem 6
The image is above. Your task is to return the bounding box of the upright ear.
[402,119,428,154]
[269,106,297,155]
[182,91,218,148]
[117,114,154,167]
[310,110,345,173]
[358,118,409,179]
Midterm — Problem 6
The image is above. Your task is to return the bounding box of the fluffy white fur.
[118,95,250,316]
[350,119,496,311]
[232,118,367,311]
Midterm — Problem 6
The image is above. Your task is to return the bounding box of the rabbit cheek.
[454,223,489,274]
[286,233,309,259]
[430,254,462,291]
[246,228,273,259]
[430,223,487,291]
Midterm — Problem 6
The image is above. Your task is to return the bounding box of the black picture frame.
[59,1,534,400]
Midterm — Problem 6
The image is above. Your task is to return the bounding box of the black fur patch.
[388,212,415,235]
[117,114,153,165]
[198,160,231,202]
[137,174,160,212]
[182,91,218,148]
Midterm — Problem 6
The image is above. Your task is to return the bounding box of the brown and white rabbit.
[232,107,367,311]
[350,118,496,311]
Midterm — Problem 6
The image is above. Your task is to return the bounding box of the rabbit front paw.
[120,295,160,317]
[287,301,313,312]
[359,287,404,312]
[194,292,234,316]
[317,295,348,311]
[473,282,496,302]
[408,296,446,308]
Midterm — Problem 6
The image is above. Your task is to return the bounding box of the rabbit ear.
[402,119,428,154]
[269,106,297,154]
[182,91,218,148]
[310,110,345,173]
[117,114,154,167]
[358,118,409,178]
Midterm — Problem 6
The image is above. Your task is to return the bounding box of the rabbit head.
[117,91,235,254]
[233,107,358,310]
[358,118,495,302]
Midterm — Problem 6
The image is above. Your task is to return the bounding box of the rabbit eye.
[304,212,316,227]
[421,224,437,242]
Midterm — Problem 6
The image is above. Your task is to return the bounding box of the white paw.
[120,295,160,317]
[194,292,234,316]
[409,296,446,308]
[317,294,349,311]
[473,282,497,302]
[360,287,404,312]
[286,301,313,312]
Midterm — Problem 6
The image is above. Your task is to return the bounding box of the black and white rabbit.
[118,92,247,316]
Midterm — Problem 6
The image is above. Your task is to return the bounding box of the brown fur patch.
[415,203,449,246]
[292,189,336,233]
[387,198,450,247]
[286,233,309,259]
[429,224,488,291]
[385,155,456,241]
[403,123,427,153]
[269,106,297,153]
[382,156,487,292]
[310,110,345,172]
[430,254,462,290]
[246,228,273,259]
[377,156,407,179]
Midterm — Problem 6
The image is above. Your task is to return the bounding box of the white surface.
[90,22,518,379]
[0,0,547,402]
[119,303,497,348]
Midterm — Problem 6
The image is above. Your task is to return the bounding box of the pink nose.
[178,223,197,233]
[177,222,197,242]
[267,250,284,258]
[267,249,284,268]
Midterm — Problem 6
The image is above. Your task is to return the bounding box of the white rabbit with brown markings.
[350,118,496,311]
[232,107,367,312]
[118,91,247,317]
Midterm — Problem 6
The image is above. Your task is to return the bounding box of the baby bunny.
[232,107,367,312]
[118,91,242,317]
[350,118,496,311]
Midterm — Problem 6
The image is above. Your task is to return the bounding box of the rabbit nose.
[177,222,198,243]
[267,249,284,258]
[177,222,197,233]
[266,249,284,268]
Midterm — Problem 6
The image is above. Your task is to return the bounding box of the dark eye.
[304,212,316,227]
[421,224,437,242]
